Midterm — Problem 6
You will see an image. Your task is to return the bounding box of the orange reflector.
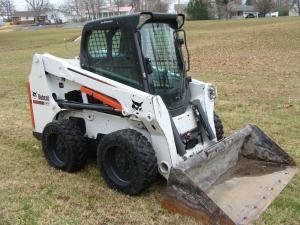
[27,82,35,129]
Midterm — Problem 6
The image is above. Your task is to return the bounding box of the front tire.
[42,120,88,172]
[97,129,157,195]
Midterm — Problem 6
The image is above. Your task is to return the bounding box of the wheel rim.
[104,146,135,186]
[47,133,67,167]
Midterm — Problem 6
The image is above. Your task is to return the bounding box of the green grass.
[0,17,299,225]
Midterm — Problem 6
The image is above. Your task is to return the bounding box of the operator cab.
[80,12,190,116]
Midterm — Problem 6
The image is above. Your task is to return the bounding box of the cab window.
[87,28,142,89]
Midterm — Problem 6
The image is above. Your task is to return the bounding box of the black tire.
[97,129,157,195]
[214,112,224,141]
[42,119,88,172]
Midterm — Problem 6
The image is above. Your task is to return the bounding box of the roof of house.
[13,11,47,18]
[13,11,36,18]
[228,4,257,12]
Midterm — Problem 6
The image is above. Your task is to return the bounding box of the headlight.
[208,85,216,100]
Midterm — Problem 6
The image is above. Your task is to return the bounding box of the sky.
[14,0,62,10]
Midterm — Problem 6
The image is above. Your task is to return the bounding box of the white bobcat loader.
[28,13,296,225]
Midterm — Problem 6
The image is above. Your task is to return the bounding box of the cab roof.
[83,12,185,31]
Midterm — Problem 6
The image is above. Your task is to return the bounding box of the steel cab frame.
[80,12,190,117]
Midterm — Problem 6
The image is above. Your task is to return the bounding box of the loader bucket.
[161,125,297,225]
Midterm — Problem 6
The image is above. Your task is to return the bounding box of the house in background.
[12,11,50,25]
[97,5,133,18]
[170,1,259,19]
[228,3,259,19]
[265,11,279,17]
[169,0,189,13]
[12,10,71,25]
[46,9,73,24]
[12,11,35,24]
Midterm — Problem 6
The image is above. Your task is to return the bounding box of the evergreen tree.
[245,0,252,5]
[186,0,209,20]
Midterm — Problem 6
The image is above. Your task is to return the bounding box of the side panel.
[58,110,149,139]
[28,54,61,133]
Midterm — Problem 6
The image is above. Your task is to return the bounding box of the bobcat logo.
[132,99,143,111]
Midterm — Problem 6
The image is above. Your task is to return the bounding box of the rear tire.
[97,129,157,195]
[42,120,87,172]
[214,112,224,140]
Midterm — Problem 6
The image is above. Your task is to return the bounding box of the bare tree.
[131,0,140,12]
[0,5,4,18]
[47,3,61,24]
[88,0,97,19]
[60,0,84,21]
[255,0,274,16]
[113,0,124,12]
[0,0,15,20]
[60,0,103,21]
[25,0,49,20]
[216,0,232,19]
[81,0,102,20]
[291,0,300,15]
[143,0,169,12]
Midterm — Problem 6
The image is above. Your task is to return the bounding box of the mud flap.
[161,125,297,225]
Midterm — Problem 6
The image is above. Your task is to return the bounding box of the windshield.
[140,23,187,110]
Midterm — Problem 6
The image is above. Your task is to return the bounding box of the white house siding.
[168,0,189,13]
[47,11,73,23]
[20,16,35,21]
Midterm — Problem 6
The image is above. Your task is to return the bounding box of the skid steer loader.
[28,13,296,225]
